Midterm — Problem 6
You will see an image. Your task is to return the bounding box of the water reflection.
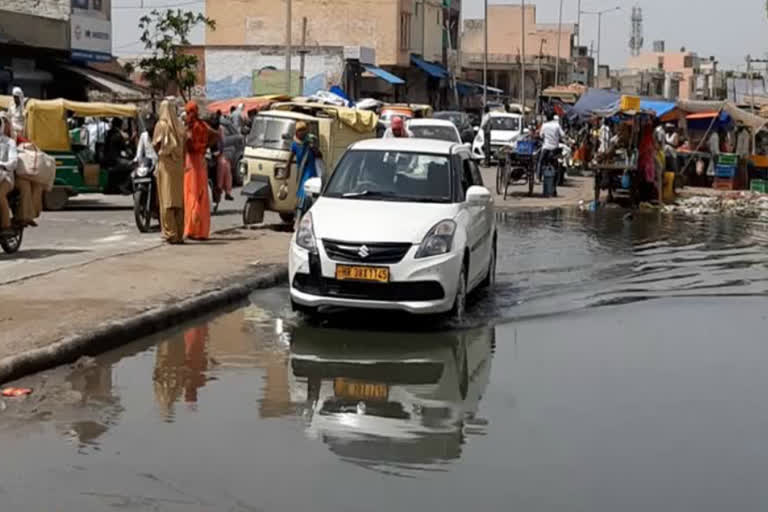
[288,325,495,470]
[152,326,209,415]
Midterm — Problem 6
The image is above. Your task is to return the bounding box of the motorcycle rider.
[537,112,566,195]
[134,113,158,167]
[0,115,19,235]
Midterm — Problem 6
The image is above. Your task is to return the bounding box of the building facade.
[201,0,456,104]
[461,4,575,101]
[0,0,114,98]
[626,50,711,100]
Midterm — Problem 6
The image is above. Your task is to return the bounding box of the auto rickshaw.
[24,98,140,210]
[240,101,378,225]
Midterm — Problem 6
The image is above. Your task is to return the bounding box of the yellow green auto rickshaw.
[24,98,141,210]
[240,101,378,225]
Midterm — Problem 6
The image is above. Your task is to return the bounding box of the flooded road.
[2,209,768,511]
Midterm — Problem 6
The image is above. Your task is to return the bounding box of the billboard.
[71,15,111,62]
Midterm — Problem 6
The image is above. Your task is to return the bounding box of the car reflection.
[289,325,495,468]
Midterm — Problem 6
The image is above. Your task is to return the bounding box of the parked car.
[289,138,497,320]
[472,111,524,161]
[407,118,463,144]
[434,111,475,143]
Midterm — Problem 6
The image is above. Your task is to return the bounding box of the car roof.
[488,111,522,118]
[407,118,458,128]
[258,110,317,122]
[350,137,461,155]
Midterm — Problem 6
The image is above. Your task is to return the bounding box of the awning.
[410,54,449,79]
[686,111,719,120]
[362,64,405,85]
[60,65,147,100]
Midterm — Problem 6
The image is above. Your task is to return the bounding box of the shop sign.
[71,14,111,62]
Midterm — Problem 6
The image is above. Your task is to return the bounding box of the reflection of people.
[183,326,209,404]
[153,100,186,244]
[183,101,212,241]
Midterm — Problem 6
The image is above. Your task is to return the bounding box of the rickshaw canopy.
[25,98,138,152]
[206,95,291,115]
[0,95,11,109]
[271,101,378,133]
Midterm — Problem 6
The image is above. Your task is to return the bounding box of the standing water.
[1,209,767,511]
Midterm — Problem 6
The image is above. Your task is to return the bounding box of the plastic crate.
[717,153,739,166]
[750,179,768,193]
[515,140,536,155]
[715,164,737,178]
[713,178,737,190]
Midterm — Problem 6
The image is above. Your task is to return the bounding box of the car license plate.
[334,379,389,401]
[335,265,389,283]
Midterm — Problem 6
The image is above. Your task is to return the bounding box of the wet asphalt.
[1,208,768,511]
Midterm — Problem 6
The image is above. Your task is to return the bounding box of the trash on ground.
[665,192,768,217]
[1,387,33,397]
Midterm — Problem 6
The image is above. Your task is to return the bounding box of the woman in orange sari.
[184,101,212,240]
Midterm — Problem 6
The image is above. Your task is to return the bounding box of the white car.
[472,112,524,160]
[289,138,496,319]
[407,118,463,144]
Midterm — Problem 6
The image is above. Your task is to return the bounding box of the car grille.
[322,239,413,264]
[293,274,445,302]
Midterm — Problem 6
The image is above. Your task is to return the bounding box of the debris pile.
[664,192,768,217]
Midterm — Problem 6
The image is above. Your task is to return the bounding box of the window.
[684,56,694,69]
[400,12,412,51]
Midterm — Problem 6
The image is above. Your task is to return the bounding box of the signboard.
[252,69,300,96]
[71,14,111,62]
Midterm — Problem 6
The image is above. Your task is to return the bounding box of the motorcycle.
[0,190,24,254]
[132,159,158,233]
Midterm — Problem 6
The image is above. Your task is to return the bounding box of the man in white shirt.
[537,113,566,191]
[0,116,19,234]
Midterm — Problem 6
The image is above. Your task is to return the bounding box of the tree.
[138,9,215,102]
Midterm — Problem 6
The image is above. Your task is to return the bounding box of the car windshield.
[247,116,295,150]
[489,117,520,131]
[434,112,462,125]
[409,125,460,143]
[325,150,452,203]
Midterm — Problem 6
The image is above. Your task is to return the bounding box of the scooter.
[131,159,158,233]
[0,190,24,254]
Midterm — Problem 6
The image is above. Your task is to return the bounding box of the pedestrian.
[183,101,213,241]
[599,118,612,155]
[708,129,721,177]
[288,122,321,224]
[152,100,186,244]
[8,86,25,137]
[134,113,158,167]
[215,122,234,201]
[382,116,413,138]
[0,116,19,235]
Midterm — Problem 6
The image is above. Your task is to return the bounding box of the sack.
[16,143,56,191]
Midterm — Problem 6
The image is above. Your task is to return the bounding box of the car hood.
[491,130,521,143]
[311,198,458,244]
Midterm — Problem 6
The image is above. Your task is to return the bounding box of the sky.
[112,0,768,71]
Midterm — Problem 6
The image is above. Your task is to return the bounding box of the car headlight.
[415,219,456,258]
[274,165,289,179]
[295,212,317,253]
[136,165,149,177]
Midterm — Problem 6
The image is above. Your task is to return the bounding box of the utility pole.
[576,0,581,46]
[580,7,620,89]
[555,0,563,86]
[298,17,307,96]
[520,0,525,112]
[285,0,292,95]
[483,0,488,107]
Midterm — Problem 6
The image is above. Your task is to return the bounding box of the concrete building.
[201,0,458,104]
[461,4,575,102]
[0,0,134,99]
[627,49,709,100]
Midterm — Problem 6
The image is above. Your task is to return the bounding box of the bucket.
[663,172,675,202]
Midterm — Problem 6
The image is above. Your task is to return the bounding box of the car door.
[457,150,490,288]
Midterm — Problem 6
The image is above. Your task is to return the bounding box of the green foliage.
[138,9,215,101]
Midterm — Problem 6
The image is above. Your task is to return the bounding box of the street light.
[579,6,620,87]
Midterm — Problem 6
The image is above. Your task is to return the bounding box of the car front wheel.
[450,264,468,322]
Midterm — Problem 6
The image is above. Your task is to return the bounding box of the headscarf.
[153,100,184,160]
[8,86,25,136]
[185,101,209,155]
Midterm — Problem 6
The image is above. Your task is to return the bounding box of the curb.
[0,264,289,385]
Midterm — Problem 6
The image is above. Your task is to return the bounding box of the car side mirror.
[466,185,491,205]
[304,177,322,197]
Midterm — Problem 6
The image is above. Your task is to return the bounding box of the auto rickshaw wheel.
[43,188,69,211]
[243,199,265,226]
[279,213,295,224]
[0,226,23,254]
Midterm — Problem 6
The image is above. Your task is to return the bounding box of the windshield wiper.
[342,190,396,198]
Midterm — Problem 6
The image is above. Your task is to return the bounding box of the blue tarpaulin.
[410,54,449,79]
[568,88,676,120]
[362,65,405,85]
